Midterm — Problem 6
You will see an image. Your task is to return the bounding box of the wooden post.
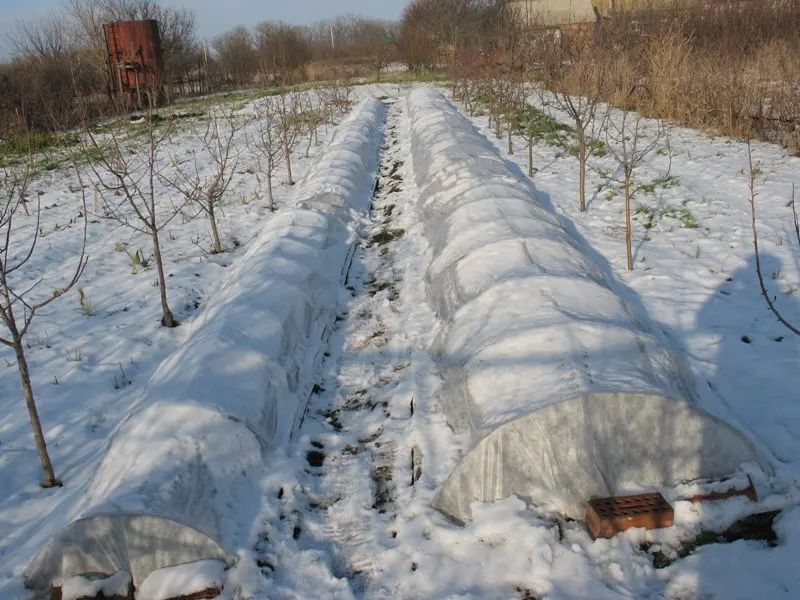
[132,42,142,108]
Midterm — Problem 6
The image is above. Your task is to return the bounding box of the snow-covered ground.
[2,81,799,600]
[446,90,800,598]
[0,86,382,598]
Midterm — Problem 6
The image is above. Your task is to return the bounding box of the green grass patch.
[568,138,607,158]
[641,510,779,570]
[0,131,79,157]
[513,105,574,147]
[368,227,405,247]
[653,174,681,189]
[661,200,699,229]
[634,200,699,230]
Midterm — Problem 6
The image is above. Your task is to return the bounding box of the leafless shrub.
[595,0,800,152]
[213,26,259,88]
[297,93,327,158]
[0,144,88,487]
[249,97,285,211]
[75,101,186,327]
[540,40,609,212]
[255,22,312,85]
[275,91,303,186]
[167,109,247,253]
[605,98,666,271]
[746,139,800,336]
[317,81,355,123]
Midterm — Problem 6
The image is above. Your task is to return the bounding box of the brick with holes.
[585,493,674,539]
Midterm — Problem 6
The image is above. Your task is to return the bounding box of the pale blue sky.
[0,0,409,56]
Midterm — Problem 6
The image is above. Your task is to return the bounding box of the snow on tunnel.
[406,87,769,524]
[24,98,386,595]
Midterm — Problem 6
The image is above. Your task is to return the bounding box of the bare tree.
[317,80,354,123]
[7,11,76,60]
[792,183,800,249]
[352,19,396,82]
[396,20,438,72]
[77,102,185,326]
[167,109,246,253]
[213,25,258,87]
[540,41,608,212]
[276,91,302,186]
[296,92,327,158]
[513,88,572,178]
[605,107,665,271]
[255,22,311,85]
[746,140,800,336]
[400,0,502,56]
[500,70,526,156]
[249,97,285,211]
[449,44,485,116]
[0,154,88,487]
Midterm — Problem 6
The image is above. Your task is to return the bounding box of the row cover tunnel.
[24,88,769,595]
[24,99,387,595]
[406,87,768,524]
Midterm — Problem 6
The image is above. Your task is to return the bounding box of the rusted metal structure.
[104,19,166,108]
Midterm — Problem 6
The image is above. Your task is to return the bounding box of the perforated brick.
[586,493,674,539]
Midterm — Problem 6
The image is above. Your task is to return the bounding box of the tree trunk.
[8,313,60,487]
[306,127,313,158]
[267,170,275,212]
[625,170,633,271]
[578,132,587,213]
[507,121,513,155]
[208,202,223,254]
[152,229,177,327]
[528,137,534,177]
[285,146,294,186]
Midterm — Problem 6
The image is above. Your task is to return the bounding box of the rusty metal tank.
[104,19,166,107]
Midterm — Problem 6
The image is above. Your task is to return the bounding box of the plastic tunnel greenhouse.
[406,87,769,524]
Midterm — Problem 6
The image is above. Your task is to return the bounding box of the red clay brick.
[586,493,674,539]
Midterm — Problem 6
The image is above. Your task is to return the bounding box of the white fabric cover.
[406,87,768,523]
[24,99,386,593]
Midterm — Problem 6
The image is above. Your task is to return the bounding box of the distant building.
[507,0,599,28]
[506,0,601,48]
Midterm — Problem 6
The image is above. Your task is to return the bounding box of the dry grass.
[594,0,800,152]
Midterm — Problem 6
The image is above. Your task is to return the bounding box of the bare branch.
[74,96,180,327]
[791,183,799,250]
[747,139,800,337]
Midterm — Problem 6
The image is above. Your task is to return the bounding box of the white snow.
[61,571,132,600]
[136,560,224,600]
[21,98,386,593]
[445,84,800,598]
[1,98,303,599]
[3,79,799,600]
[406,87,769,524]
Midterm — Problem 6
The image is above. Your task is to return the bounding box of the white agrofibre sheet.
[406,87,769,524]
[24,98,386,594]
